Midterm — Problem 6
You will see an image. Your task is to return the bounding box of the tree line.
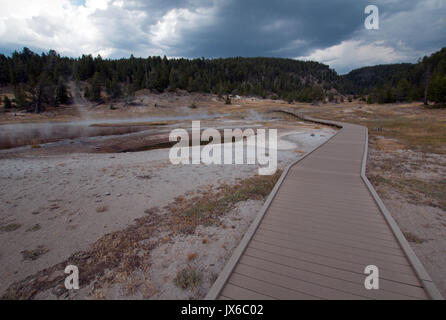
[338,48,446,105]
[0,47,445,112]
[0,48,336,112]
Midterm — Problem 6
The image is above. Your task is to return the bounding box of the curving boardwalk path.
[206,114,443,300]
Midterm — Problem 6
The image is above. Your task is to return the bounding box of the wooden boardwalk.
[206,115,442,300]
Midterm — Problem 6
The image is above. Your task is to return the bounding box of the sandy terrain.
[0,99,336,299]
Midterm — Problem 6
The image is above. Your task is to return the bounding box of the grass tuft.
[0,223,22,232]
[96,206,108,213]
[403,232,426,244]
[25,224,41,232]
[174,268,202,290]
[21,246,49,261]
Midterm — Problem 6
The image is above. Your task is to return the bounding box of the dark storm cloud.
[368,0,446,54]
[144,0,424,59]
[160,0,367,58]
[1,0,444,72]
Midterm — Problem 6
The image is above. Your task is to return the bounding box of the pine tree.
[87,72,102,102]
[29,73,55,113]
[107,74,122,100]
[84,86,91,100]
[311,85,325,102]
[3,95,12,109]
[396,78,410,102]
[428,72,446,104]
[55,79,70,105]
[13,85,28,109]
[123,79,135,105]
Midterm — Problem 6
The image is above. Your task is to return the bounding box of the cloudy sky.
[0,0,445,73]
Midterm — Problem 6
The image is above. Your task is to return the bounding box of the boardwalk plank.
[221,284,275,300]
[241,253,428,299]
[229,273,320,300]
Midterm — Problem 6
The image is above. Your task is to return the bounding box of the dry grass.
[144,207,158,214]
[21,246,49,261]
[402,179,446,210]
[2,172,282,300]
[25,224,41,232]
[173,268,202,290]
[374,138,405,152]
[363,118,446,153]
[305,103,446,154]
[403,232,426,244]
[167,170,283,234]
[2,211,164,299]
[187,252,198,261]
[96,206,108,213]
[369,174,446,211]
[0,223,22,232]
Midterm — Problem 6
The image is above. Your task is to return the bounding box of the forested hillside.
[0,47,445,112]
[0,48,336,112]
[338,48,446,104]
[338,63,418,96]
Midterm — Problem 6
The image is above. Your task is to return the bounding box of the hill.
[0,47,445,112]
[338,48,446,104]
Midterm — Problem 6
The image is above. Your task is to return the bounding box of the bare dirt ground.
[299,102,446,297]
[0,92,336,299]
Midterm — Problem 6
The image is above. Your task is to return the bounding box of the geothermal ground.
[0,92,336,299]
[1,91,444,299]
